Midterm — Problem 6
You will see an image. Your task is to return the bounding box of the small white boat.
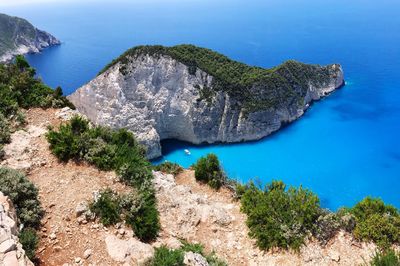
[184,149,191,155]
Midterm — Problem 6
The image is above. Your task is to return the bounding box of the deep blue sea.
[3,0,400,210]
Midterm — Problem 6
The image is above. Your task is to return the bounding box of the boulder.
[105,234,154,264]
[183,251,209,266]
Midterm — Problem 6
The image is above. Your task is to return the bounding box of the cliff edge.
[69,45,344,159]
[0,192,34,266]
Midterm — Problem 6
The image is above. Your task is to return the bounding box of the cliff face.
[69,46,344,159]
[0,13,60,62]
[0,192,34,266]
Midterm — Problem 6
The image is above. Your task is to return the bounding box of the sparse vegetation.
[239,180,321,250]
[90,189,121,226]
[100,44,338,112]
[47,116,160,242]
[0,55,73,162]
[238,179,400,252]
[0,167,43,261]
[0,167,43,228]
[0,113,11,144]
[192,153,226,189]
[153,161,183,176]
[19,228,39,261]
[148,246,184,266]
[347,197,400,249]
[369,249,400,266]
[147,241,227,266]
[0,55,73,114]
[125,189,160,242]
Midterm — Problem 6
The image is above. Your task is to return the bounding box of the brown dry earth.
[1,108,383,266]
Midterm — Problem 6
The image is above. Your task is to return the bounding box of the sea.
[3,0,400,210]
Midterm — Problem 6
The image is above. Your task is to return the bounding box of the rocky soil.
[0,108,380,265]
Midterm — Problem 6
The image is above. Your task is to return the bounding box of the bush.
[46,115,90,161]
[85,138,117,170]
[370,249,400,266]
[313,210,341,245]
[153,162,183,176]
[192,153,225,189]
[0,145,4,160]
[47,117,161,241]
[0,56,74,113]
[180,241,227,266]
[90,189,121,226]
[148,246,184,266]
[19,228,39,261]
[126,189,160,242]
[0,167,43,228]
[0,113,11,144]
[147,242,227,266]
[349,197,400,249]
[240,180,321,250]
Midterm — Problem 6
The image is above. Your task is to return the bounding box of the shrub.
[349,197,400,249]
[126,189,160,242]
[0,145,4,160]
[370,249,400,266]
[19,228,39,260]
[90,189,121,226]
[181,241,204,254]
[47,117,161,241]
[0,113,11,144]
[153,162,183,176]
[85,138,117,171]
[148,246,184,266]
[147,242,227,266]
[180,241,227,266]
[192,153,225,189]
[46,115,90,161]
[313,210,341,245]
[336,209,357,232]
[240,180,321,250]
[0,167,43,228]
[0,56,74,112]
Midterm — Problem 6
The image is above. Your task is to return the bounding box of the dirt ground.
[1,108,381,266]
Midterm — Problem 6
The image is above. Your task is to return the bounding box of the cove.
[3,0,400,210]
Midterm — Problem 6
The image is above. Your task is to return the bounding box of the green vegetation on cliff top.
[100,45,341,112]
[0,13,37,56]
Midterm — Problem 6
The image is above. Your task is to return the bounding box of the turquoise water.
[3,0,400,210]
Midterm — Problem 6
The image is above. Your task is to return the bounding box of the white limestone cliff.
[69,53,344,159]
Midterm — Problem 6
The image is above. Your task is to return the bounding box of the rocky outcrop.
[0,13,60,62]
[69,46,344,159]
[153,170,377,265]
[0,192,34,266]
[104,234,154,265]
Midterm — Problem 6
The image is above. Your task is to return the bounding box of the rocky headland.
[69,45,344,159]
[0,13,60,62]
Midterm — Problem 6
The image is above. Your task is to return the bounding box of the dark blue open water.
[3,0,400,210]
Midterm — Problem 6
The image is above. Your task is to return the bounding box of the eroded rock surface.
[69,51,344,159]
[0,192,34,266]
[0,13,60,62]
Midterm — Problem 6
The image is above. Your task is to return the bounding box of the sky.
[0,0,94,6]
[0,0,189,6]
